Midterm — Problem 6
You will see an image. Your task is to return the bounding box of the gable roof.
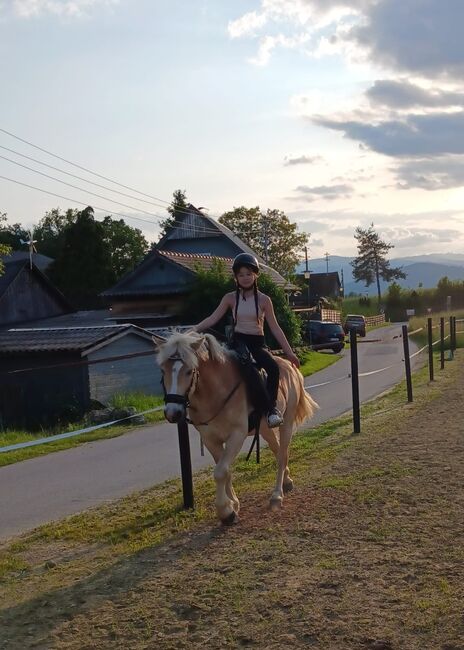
[157,204,266,262]
[1,251,53,272]
[0,260,72,311]
[102,249,290,298]
[0,324,154,355]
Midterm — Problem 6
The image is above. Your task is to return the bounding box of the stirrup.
[267,408,283,428]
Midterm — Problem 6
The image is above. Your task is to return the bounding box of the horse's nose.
[164,404,183,423]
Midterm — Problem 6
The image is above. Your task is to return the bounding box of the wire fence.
[0,316,460,459]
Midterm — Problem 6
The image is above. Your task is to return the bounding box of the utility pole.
[340,268,344,298]
[324,252,330,274]
[262,216,269,264]
[304,246,310,307]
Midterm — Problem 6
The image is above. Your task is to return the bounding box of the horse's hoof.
[283,480,294,494]
[270,497,282,511]
[221,510,239,526]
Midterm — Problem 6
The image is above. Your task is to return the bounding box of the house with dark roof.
[157,204,265,260]
[0,259,72,327]
[0,324,160,429]
[101,249,289,326]
[290,272,342,308]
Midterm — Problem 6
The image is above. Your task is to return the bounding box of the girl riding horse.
[194,253,300,428]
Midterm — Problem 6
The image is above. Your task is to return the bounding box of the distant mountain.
[296,254,464,296]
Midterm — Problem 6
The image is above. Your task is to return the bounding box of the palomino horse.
[155,331,317,524]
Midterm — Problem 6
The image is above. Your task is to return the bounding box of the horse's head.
[154,331,225,423]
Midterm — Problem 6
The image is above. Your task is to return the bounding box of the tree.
[100,216,149,277]
[158,189,189,239]
[351,224,406,307]
[49,206,114,307]
[219,206,308,277]
[34,208,78,259]
[0,242,12,276]
[0,212,29,250]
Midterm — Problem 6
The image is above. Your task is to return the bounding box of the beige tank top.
[233,292,265,336]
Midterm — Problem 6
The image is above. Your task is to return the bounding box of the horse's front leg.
[213,430,247,524]
[270,421,294,509]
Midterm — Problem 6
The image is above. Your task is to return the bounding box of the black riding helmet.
[232,253,260,275]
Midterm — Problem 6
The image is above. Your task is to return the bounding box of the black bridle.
[161,355,198,408]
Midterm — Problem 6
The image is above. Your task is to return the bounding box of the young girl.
[194,253,300,428]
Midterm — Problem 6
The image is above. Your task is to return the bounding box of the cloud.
[313,111,464,157]
[10,0,117,18]
[284,154,323,166]
[380,226,463,249]
[294,182,353,201]
[394,156,464,190]
[228,10,267,38]
[350,0,464,77]
[366,80,464,110]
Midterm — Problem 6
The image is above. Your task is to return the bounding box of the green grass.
[408,310,464,350]
[342,296,381,317]
[298,347,342,376]
[0,393,165,467]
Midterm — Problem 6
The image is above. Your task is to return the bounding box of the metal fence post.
[440,317,445,370]
[402,325,413,402]
[448,316,454,360]
[177,417,194,509]
[427,317,434,382]
[350,329,361,433]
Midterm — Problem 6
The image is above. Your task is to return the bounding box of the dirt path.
[1,356,463,649]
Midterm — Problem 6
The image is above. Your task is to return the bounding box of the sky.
[1,0,464,259]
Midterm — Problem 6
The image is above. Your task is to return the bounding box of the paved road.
[0,324,420,540]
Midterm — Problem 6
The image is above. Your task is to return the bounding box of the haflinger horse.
[154,330,318,524]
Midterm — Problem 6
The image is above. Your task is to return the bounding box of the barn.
[0,324,161,430]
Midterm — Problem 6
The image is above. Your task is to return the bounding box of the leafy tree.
[0,242,12,276]
[34,208,78,259]
[0,212,29,250]
[219,206,308,278]
[158,189,189,239]
[351,224,406,306]
[101,216,149,277]
[49,206,114,307]
[180,259,301,347]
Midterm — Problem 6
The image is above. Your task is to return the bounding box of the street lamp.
[304,246,311,307]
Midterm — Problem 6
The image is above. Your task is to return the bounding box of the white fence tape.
[0,407,164,454]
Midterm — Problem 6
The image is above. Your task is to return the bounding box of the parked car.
[304,320,346,353]
[343,314,366,337]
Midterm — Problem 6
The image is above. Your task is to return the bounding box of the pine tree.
[351,224,406,307]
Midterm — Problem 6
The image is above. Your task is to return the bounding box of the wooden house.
[0,324,160,429]
[101,250,289,326]
[290,272,342,308]
[0,259,72,327]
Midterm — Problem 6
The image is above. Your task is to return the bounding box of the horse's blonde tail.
[294,369,318,426]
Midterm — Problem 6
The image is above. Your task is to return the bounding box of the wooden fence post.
[402,325,413,402]
[350,329,361,433]
[177,417,194,510]
[427,317,434,382]
[440,317,445,370]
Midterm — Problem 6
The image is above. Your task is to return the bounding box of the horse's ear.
[191,335,205,351]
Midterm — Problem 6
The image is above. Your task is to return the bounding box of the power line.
[0,144,177,211]
[0,173,223,235]
[0,126,173,205]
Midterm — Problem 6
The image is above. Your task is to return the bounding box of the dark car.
[343,314,366,337]
[304,320,346,353]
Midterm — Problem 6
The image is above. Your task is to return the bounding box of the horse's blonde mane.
[156,331,227,368]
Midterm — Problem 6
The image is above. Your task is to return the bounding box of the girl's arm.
[263,296,300,368]
[194,294,231,332]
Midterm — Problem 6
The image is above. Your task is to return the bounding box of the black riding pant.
[234,333,280,408]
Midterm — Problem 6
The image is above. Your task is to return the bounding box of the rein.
[188,380,241,426]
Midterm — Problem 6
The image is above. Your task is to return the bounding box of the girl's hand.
[286,351,300,368]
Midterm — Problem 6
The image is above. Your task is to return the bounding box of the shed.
[0,259,72,327]
[0,324,161,429]
[290,272,342,308]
